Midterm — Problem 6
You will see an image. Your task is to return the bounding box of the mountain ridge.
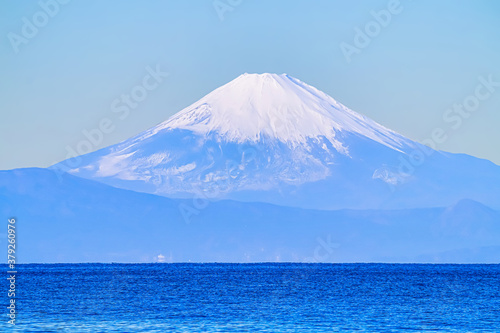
[2,167,499,263]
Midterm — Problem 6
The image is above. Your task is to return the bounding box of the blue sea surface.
[2,263,500,332]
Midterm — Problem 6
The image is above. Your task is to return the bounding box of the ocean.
[3,263,500,332]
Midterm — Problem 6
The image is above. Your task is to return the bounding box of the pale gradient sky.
[1,0,499,170]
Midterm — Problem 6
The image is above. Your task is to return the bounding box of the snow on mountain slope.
[51,73,500,210]
[147,73,411,151]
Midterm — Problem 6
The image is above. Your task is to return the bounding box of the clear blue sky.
[1,0,499,170]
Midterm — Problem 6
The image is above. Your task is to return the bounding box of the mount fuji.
[2,73,500,263]
[53,73,500,210]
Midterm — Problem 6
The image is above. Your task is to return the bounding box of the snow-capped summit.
[52,73,500,210]
[142,73,410,153]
